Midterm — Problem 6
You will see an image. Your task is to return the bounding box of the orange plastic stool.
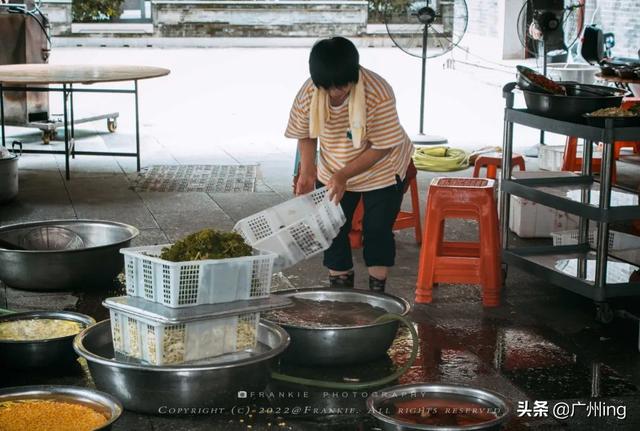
[416,178,502,307]
[472,152,526,179]
[349,175,422,248]
[562,137,618,183]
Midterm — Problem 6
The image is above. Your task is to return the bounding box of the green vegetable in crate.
[160,229,252,262]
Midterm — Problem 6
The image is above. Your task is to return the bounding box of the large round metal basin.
[522,83,626,121]
[367,383,511,431]
[0,385,122,430]
[265,288,411,366]
[0,220,138,291]
[74,320,290,414]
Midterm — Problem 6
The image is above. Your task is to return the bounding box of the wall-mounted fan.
[384,0,468,145]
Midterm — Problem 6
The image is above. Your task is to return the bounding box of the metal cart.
[4,113,120,144]
[500,82,640,323]
[0,2,119,145]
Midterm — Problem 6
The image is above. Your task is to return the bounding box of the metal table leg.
[594,124,615,302]
[578,139,594,280]
[500,119,514,251]
[70,83,76,158]
[500,85,517,254]
[0,83,5,148]
[134,80,141,171]
[63,83,70,180]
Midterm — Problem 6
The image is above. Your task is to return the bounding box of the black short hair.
[309,37,360,89]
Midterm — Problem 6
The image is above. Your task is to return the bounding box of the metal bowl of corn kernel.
[0,385,122,431]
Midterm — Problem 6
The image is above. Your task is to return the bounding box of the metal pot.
[0,310,95,368]
[265,288,411,366]
[0,220,139,291]
[367,383,511,431]
[522,83,626,121]
[547,63,600,85]
[74,319,290,414]
[0,385,122,430]
[0,151,18,203]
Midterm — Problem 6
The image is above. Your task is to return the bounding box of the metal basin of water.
[74,320,290,414]
[0,220,139,291]
[264,288,411,366]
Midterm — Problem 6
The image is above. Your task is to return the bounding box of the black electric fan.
[516,0,583,146]
[516,0,584,76]
[384,0,468,145]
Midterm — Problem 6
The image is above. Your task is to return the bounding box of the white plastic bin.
[234,187,345,270]
[121,245,276,308]
[108,308,259,365]
[538,145,565,171]
[509,195,580,238]
[103,295,292,365]
[551,229,640,250]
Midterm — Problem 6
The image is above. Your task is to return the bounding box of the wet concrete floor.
[3,149,640,429]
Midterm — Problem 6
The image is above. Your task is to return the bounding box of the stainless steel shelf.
[501,82,640,304]
[506,108,640,142]
[503,245,640,300]
[502,173,640,222]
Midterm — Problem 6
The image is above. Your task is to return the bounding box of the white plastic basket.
[108,308,260,365]
[551,229,640,250]
[233,187,345,270]
[121,245,276,308]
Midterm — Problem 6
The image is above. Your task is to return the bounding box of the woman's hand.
[327,170,347,204]
[296,169,316,196]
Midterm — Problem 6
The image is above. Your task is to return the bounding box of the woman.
[285,37,413,292]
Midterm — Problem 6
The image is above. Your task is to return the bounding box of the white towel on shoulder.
[309,70,366,149]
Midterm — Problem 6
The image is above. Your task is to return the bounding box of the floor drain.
[132,165,257,193]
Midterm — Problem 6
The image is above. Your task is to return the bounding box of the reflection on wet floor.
[410,319,637,400]
[2,307,637,430]
[269,315,637,429]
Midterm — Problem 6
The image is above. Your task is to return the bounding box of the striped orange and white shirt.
[285,67,413,192]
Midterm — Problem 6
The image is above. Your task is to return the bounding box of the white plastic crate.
[509,195,580,238]
[551,229,640,250]
[121,245,276,308]
[234,187,345,270]
[538,144,608,172]
[108,308,260,365]
[105,295,290,365]
[538,145,565,171]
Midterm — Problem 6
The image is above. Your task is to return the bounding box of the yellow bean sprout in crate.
[104,296,289,365]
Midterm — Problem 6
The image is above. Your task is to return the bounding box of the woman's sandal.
[329,271,354,288]
[369,276,386,293]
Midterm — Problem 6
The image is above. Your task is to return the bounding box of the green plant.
[369,0,413,24]
[160,229,253,262]
[72,0,125,23]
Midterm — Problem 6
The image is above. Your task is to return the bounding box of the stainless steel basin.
[0,220,139,291]
[0,310,95,368]
[264,288,411,365]
[74,319,290,414]
[0,385,122,430]
[367,383,511,431]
